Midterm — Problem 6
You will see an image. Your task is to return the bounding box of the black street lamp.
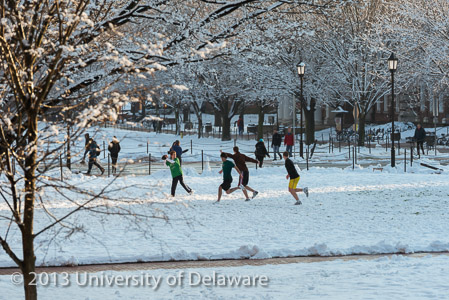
[388,52,398,167]
[297,62,305,158]
[276,101,279,130]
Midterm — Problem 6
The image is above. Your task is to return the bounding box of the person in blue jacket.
[170,140,188,165]
[86,139,105,175]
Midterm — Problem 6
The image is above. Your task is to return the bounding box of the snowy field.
[1,163,449,268]
[2,124,449,299]
[2,254,449,299]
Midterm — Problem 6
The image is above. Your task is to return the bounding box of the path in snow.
[1,252,448,275]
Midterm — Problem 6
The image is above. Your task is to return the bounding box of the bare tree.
[305,0,398,145]
[0,1,353,299]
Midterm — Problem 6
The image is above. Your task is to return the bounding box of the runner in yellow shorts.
[283,151,309,205]
[288,176,300,189]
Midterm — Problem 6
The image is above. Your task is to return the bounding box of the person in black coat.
[255,139,270,168]
[108,136,121,174]
[414,124,426,157]
[81,133,91,163]
[271,130,282,160]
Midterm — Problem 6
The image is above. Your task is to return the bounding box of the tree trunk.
[257,105,264,140]
[175,106,180,135]
[66,125,71,170]
[358,113,366,146]
[141,100,146,118]
[214,111,222,126]
[183,107,189,122]
[22,113,38,300]
[222,115,231,141]
[304,99,316,145]
[192,102,203,139]
[197,116,203,139]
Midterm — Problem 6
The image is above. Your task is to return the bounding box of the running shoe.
[303,187,309,198]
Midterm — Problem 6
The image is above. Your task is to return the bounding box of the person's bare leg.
[227,187,240,194]
[242,189,249,199]
[294,188,303,193]
[217,186,223,202]
[244,185,255,193]
[289,188,299,201]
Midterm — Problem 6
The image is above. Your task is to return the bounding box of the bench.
[373,167,383,172]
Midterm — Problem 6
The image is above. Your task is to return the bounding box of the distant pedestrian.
[284,127,294,157]
[414,123,426,157]
[283,151,308,205]
[237,116,244,136]
[216,153,242,203]
[170,140,188,165]
[81,133,91,164]
[255,139,270,168]
[152,120,157,132]
[86,139,105,175]
[163,151,193,197]
[221,147,259,201]
[108,136,121,174]
[272,130,282,160]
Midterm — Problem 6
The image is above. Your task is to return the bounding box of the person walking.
[86,139,105,175]
[216,152,243,203]
[170,140,188,166]
[255,139,270,168]
[81,133,91,164]
[237,116,244,136]
[284,127,294,157]
[163,151,193,197]
[414,123,426,157]
[272,130,282,160]
[152,120,157,132]
[108,136,121,174]
[283,151,308,205]
[221,147,259,201]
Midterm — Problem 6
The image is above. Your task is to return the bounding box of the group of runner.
[162,141,309,205]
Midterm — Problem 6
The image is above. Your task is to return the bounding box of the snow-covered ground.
[1,163,449,268]
[2,254,449,299]
[2,124,449,299]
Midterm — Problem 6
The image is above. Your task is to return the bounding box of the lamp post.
[388,52,398,167]
[276,101,279,130]
[297,62,305,158]
[432,96,439,156]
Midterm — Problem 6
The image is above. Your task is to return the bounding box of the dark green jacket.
[222,160,235,180]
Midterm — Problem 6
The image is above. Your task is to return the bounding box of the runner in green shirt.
[163,151,193,197]
[216,152,242,203]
